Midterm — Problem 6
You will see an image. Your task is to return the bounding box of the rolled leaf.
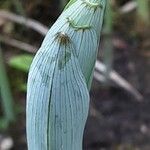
[27,0,106,149]
[27,33,89,150]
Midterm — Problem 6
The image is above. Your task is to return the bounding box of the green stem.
[103,1,113,83]
[0,46,15,123]
[136,0,149,24]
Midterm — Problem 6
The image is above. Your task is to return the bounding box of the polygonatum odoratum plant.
[26,0,106,149]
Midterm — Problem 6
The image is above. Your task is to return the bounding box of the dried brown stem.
[0,10,48,35]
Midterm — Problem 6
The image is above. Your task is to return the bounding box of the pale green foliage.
[27,0,106,149]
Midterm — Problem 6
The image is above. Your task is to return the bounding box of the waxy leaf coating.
[26,0,106,149]
[27,33,89,150]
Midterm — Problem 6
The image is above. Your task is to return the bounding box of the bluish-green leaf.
[26,0,106,150]
[27,33,89,150]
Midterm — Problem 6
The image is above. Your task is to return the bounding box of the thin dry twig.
[0,35,37,53]
[95,61,143,101]
[0,10,48,35]
[119,1,137,14]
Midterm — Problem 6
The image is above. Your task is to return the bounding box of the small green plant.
[26,0,106,149]
[9,54,33,73]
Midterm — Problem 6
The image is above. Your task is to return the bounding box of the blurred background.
[0,0,149,149]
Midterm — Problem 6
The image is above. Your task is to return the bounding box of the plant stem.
[0,45,15,123]
[136,0,149,24]
[103,0,113,83]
